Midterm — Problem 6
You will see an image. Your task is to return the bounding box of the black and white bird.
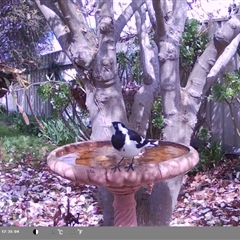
[110,121,158,172]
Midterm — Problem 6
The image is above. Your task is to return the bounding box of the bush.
[0,109,19,125]
[39,118,75,146]
[191,127,224,173]
[1,134,54,166]
[0,108,41,135]
[12,113,45,136]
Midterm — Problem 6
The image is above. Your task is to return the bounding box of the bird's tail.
[146,140,159,148]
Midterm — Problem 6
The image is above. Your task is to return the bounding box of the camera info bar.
[0,227,239,240]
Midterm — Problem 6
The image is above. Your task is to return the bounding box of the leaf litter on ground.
[0,155,103,227]
[0,153,239,226]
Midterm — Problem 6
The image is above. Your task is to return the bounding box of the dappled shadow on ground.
[0,155,239,226]
[171,158,240,226]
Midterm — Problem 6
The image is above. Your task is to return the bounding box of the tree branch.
[56,0,97,69]
[35,0,97,70]
[34,0,71,55]
[57,0,86,39]
[88,0,128,140]
[129,5,159,135]
[92,0,117,87]
[172,0,187,39]
[152,0,166,41]
[153,0,187,143]
[183,15,240,133]
[186,16,240,101]
[207,33,240,82]
[114,0,145,42]
[145,0,156,30]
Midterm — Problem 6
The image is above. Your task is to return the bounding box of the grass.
[0,124,21,137]
[0,114,56,169]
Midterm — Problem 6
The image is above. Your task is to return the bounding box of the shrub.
[38,118,75,146]
[191,127,224,173]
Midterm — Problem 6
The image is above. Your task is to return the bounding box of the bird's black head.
[111,121,126,132]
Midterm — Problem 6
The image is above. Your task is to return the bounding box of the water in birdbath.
[56,141,189,169]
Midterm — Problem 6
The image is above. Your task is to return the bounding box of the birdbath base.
[107,186,140,226]
[47,140,199,226]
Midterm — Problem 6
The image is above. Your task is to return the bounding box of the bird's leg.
[111,157,124,172]
[125,157,135,171]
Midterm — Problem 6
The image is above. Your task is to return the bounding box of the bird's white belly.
[117,138,142,158]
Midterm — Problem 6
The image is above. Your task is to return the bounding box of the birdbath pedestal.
[47,140,199,226]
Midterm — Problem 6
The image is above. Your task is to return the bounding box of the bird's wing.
[128,129,142,142]
[128,129,150,148]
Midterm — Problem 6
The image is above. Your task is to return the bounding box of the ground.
[171,158,240,226]
[0,154,239,227]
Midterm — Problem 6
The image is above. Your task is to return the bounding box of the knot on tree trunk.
[93,57,115,87]
[99,16,114,34]
[158,42,177,62]
[94,89,110,103]
[214,17,240,50]
[70,44,97,69]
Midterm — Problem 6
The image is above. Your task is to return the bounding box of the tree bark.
[128,4,159,135]
[145,0,188,226]
[114,0,145,42]
[86,0,127,140]
[207,33,240,83]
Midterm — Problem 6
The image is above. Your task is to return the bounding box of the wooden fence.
[1,18,240,148]
[1,51,76,116]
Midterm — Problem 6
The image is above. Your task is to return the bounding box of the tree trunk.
[134,0,188,226]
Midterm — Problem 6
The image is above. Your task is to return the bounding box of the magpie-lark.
[111,121,158,172]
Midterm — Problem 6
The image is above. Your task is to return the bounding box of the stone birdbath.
[47,140,199,226]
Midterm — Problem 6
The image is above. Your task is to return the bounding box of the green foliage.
[0,113,54,165]
[151,97,164,129]
[0,108,74,146]
[0,0,52,68]
[180,19,209,86]
[211,70,240,102]
[39,118,75,146]
[0,109,42,136]
[37,81,71,118]
[2,135,48,160]
[117,51,128,72]
[131,50,142,84]
[211,70,240,137]
[37,77,90,142]
[197,127,211,142]
[0,105,7,113]
[147,97,164,139]
[192,127,224,173]
[12,113,43,136]
[0,109,18,125]
[197,140,223,171]
[180,19,209,67]
[0,124,21,138]
[117,46,143,84]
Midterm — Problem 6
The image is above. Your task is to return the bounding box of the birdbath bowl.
[47,140,199,226]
